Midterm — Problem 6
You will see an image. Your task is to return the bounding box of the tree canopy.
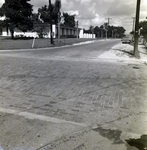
[84,25,125,38]
[36,4,76,28]
[0,0,33,38]
[38,5,52,23]
[37,0,61,24]
[139,21,147,36]
[62,13,76,28]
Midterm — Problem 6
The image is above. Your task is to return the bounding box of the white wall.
[79,29,96,39]
[2,25,56,38]
[44,25,56,38]
[14,32,39,38]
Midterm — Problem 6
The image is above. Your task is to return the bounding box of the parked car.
[121,35,131,44]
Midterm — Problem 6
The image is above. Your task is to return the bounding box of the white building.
[0,23,95,39]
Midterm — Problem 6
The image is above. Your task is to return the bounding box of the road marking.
[0,107,87,127]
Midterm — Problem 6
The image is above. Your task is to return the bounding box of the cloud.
[79,14,105,29]
[106,0,136,17]
[0,0,4,6]
[62,0,96,19]
[60,0,99,28]
[31,0,49,12]
[1,0,147,33]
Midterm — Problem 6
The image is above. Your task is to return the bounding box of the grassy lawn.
[0,36,97,50]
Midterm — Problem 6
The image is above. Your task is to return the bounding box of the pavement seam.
[0,107,87,127]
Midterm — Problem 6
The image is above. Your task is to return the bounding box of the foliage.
[35,26,48,38]
[139,21,147,44]
[0,0,33,39]
[38,5,51,23]
[94,26,101,37]
[139,21,147,36]
[84,25,94,34]
[62,13,76,27]
[31,13,39,23]
[60,35,77,38]
[0,20,5,29]
[53,0,61,15]
[37,1,61,24]
[84,25,125,38]
[116,26,126,38]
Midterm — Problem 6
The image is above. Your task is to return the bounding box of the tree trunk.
[10,23,14,39]
[11,30,14,39]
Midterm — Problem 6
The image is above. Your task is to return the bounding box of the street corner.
[98,43,140,63]
[92,110,147,150]
[0,110,86,150]
[98,43,147,65]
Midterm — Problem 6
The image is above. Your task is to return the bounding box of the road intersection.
[0,39,147,150]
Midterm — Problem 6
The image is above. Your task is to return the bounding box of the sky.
[0,0,147,33]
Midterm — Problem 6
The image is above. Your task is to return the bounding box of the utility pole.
[49,0,53,44]
[105,17,112,38]
[101,28,103,38]
[103,23,108,39]
[105,17,112,26]
[132,17,135,31]
[58,12,60,44]
[76,21,78,41]
[106,29,107,39]
[134,0,141,57]
[91,26,94,39]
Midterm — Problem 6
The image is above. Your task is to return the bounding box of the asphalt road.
[0,39,120,59]
[0,39,147,150]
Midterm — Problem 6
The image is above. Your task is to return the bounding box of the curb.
[0,40,98,52]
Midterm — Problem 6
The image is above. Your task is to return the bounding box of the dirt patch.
[92,127,123,144]
[125,135,147,150]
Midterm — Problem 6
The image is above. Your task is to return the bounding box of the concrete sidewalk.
[0,108,132,150]
[99,43,147,64]
[0,101,145,150]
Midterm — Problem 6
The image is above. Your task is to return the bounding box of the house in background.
[0,23,95,39]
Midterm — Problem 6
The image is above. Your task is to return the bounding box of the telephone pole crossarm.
[105,17,112,26]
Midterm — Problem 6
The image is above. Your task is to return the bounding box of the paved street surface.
[0,39,147,150]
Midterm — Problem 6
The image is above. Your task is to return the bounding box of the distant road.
[0,39,121,60]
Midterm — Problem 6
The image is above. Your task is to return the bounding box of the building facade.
[0,23,95,39]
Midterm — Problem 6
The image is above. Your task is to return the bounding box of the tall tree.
[94,26,101,37]
[116,26,126,38]
[52,0,61,24]
[53,0,61,15]
[38,5,51,23]
[63,13,75,27]
[38,1,61,25]
[139,21,147,37]
[0,0,33,39]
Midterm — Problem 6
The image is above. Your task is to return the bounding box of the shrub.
[60,35,77,38]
